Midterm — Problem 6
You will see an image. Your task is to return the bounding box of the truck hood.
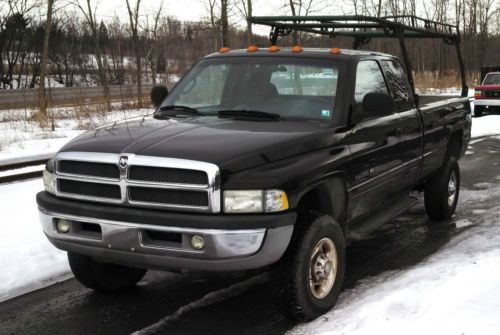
[59,116,336,173]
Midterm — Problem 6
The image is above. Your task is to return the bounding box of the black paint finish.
[55,49,472,236]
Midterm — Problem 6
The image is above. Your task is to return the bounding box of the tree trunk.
[39,0,54,123]
[221,0,229,47]
[126,0,143,108]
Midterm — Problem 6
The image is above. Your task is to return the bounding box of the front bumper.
[37,192,295,272]
[474,99,500,107]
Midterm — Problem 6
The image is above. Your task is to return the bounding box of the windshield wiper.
[154,105,203,119]
[217,109,282,121]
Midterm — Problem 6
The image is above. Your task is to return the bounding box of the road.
[0,85,156,110]
[1,136,499,335]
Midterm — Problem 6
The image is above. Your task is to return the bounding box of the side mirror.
[151,85,169,108]
[362,92,396,117]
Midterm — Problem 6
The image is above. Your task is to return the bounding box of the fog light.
[56,219,71,233]
[191,235,205,250]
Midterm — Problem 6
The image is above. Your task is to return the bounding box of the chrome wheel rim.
[309,237,337,299]
[448,170,457,207]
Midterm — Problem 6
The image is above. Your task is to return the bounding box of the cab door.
[381,58,423,187]
[346,60,406,223]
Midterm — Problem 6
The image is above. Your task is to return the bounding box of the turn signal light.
[474,90,482,98]
[219,47,231,53]
[291,45,303,53]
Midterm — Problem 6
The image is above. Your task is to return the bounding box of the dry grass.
[414,71,479,91]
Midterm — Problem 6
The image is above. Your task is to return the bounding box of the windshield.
[483,73,500,85]
[161,56,343,122]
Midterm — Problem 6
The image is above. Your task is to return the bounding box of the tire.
[424,157,460,221]
[68,252,147,292]
[474,106,483,117]
[270,212,346,321]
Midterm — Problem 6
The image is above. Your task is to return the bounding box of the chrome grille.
[485,90,500,98]
[128,187,209,207]
[128,166,208,185]
[58,160,120,179]
[52,152,220,213]
[58,179,121,200]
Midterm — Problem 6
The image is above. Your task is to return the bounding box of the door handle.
[395,127,403,139]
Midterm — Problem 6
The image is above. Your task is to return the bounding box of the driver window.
[354,60,388,118]
[176,64,228,107]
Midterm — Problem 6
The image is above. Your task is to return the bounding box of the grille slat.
[128,166,208,185]
[485,90,500,98]
[58,160,120,179]
[58,179,121,200]
[129,187,209,207]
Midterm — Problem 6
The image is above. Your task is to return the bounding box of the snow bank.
[471,115,500,138]
[0,179,71,302]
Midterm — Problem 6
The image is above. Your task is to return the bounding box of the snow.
[0,107,150,164]
[470,115,500,138]
[0,179,71,302]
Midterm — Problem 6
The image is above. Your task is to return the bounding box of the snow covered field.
[0,106,150,164]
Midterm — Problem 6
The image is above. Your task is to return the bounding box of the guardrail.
[0,84,155,110]
[0,155,52,184]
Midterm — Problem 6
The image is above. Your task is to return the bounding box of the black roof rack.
[249,15,467,97]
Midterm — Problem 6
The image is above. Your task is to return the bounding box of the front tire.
[474,106,483,117]
[68,252,147,292]
[271,212,346,321]
[424,157,460,221]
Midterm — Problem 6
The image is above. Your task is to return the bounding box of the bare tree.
[73,0,111,111]
[146,0,165,85]
[39,0,54,122]
[125,0,143,107]
[220,0,229,47]
[235,0,253,44]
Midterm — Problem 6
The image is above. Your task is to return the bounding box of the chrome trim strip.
[53,151,221,213]
[348,156,422,193]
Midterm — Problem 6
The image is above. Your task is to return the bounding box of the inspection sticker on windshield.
[321,110,331,119]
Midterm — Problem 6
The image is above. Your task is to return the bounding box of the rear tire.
[424,157,460,221]
[270,212,346,321]
[68,252,147,292]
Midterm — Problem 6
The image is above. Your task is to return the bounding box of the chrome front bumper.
[474,99,500,107]
[39,208,294,271]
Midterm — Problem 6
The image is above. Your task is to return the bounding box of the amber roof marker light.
[291,45,303,53]
[330,48,341,55]
[219,47,231,53]
[247,45,259,52]
[268,45,281,53]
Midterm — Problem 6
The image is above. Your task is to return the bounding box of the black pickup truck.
[37,16,471,321]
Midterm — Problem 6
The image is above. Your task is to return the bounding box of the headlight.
[223,189,289,213]
[43,159,56,194]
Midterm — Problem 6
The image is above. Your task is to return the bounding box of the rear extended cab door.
[379,58,423,187]
[345,59,407,222]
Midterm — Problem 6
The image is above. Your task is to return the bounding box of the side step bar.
[348,194,419,241]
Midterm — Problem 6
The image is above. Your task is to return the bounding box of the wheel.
[424,157,460,221]
[270,212,346,321]
[474,106,483,117]
[68,252,147,292]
